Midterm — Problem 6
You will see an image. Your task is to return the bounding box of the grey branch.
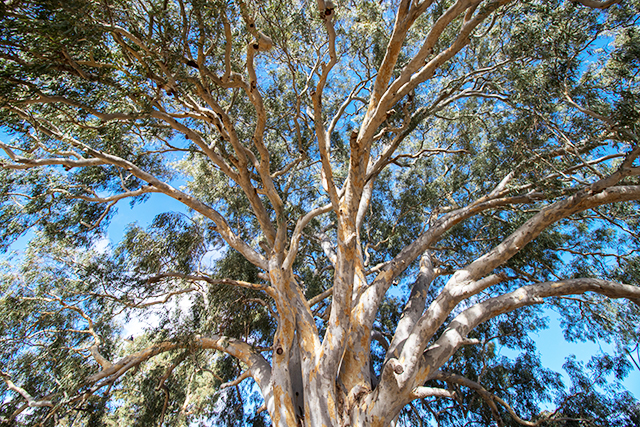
[571,0,621,9]
[0,371,54,408]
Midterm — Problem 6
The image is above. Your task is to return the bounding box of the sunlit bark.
[0,0,636,426]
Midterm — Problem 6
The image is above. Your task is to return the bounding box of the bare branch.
[284,204,333,271]
[308,286,334,307]
[0,141,107,170]
[51,186,160,204]
[412,386,455,399]
[401,185,640,375]
[220,370,252,390]
[0,370,54,408]
[84,334,271,394]
[436,371,592,426]
[386,252,435,359]
[146,273,275,298]
[423,278,640,378]
[357,190,546,338]
[571,0,621,9]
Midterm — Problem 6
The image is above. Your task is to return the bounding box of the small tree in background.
[1,0,639,425]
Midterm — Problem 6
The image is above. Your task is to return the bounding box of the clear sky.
[533,312,640,400]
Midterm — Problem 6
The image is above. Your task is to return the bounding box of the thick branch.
[399,185,640,387]
[423,278,640,382]
[0,143,107,170]
[386,252,436,360]
[85,334,270,393]
[356,191,545,335]
[0,371,54,408]
[366,0,435,118]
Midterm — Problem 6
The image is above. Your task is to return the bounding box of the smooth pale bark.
[1,1,634,426]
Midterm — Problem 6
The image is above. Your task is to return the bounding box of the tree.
[0,0,639,425]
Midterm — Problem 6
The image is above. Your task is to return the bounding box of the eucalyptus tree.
[1,0,639,426]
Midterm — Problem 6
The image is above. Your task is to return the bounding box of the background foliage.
[1,0,639,425]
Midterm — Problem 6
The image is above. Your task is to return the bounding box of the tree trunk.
[264,365,412,427]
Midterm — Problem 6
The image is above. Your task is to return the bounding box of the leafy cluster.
[1,0,639,426]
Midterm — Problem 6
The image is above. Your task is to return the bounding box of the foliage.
[1,0,639,426]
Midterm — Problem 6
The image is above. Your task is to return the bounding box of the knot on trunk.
[389,358,404,374]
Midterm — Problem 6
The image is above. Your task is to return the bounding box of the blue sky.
[99,188,640,400]
[533,312,640,399]
[2,120,639,406]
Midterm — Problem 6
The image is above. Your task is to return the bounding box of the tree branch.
[434,371,504,425]
[308,286,334,307]
[386,252,436,360]
[284,204,333,271]
[220,370,252,390]
[400,185,640,384]
[411,386,455,400]
[9,107,268,270]
[83,334,270,394]
[571,0,621,9]
[146,273,275,298]
[422,278,640,383]
[356,191,546,341]
[0,370,54,408]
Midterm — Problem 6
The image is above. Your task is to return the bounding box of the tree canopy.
[1,0,639,426]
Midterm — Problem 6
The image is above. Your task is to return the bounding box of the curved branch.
[396,185,640,389]
[0,371,54,408]
[284,203,333,271]
[571,0,621,9]
[435,371,591,426]
[146,273,274,297]
[244,43,285,243]
[386,251,435,360]
[9,108,268,270]
[371,330,391,352]
[0,145,107,170]
[434,371,506,426]
[422,278,640,380]
[51,186,160,203]
[386,277,640,425]
[220,370,252,390]
[448,185,640,299]
[84,334,270,394]
[156,353,189,391]
[356,190,546,337]
[365,0,434,117]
